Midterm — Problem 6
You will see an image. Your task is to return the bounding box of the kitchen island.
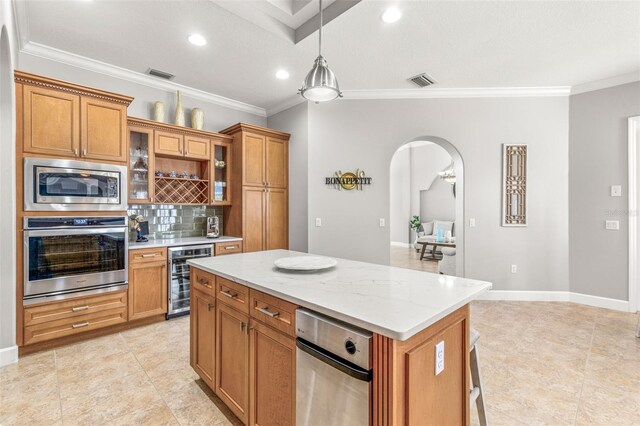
[188,250,492,426]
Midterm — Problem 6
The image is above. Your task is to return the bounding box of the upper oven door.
[24,158,128,211]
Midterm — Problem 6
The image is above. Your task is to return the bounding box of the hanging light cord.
[318,0,323,57]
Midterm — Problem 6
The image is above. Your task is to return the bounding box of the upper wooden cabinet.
[265,137,287,189]
[185,135,210,160]
[16,71,133,163]
[155,130,184,157]
[243,133,266,187]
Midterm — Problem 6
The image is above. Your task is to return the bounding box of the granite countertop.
[188,250,492,341]
[129,236,243,250]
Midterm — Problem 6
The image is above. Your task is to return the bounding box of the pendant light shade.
[299,0,342,103]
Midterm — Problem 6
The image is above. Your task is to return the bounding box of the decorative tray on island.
[274,256,337,272]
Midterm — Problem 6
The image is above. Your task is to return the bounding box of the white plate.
[274,256,337,272]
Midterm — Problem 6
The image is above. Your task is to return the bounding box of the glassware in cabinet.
[212,140,232,204]
[128,126,154,203]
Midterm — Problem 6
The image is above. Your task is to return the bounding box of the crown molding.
[341,86,571,99]
[266,96,306,117]
[570,71,640,95]
[19,41,267,117]
[12,0,30,51]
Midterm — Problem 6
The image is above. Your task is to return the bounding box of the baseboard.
[390,241,412,248]
[0,345,18,367]
[477,290,631,312]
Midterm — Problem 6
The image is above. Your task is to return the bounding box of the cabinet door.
[128,260,167,320]
[191,289,216,390]
[184,135,210,160]
[216,302,250,424]
[128,125,154,204]
[23,85,80,157]
[243,133,265,187]
[243,187,266,253]
[266,189,288,250]
[155,130,184,157]
[81,97,127,162]
[249,320,295,426]
[265,137,287,189]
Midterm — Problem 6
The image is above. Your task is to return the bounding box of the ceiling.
[17,0,640,112]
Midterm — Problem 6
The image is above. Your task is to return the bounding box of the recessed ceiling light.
[188,34,207,46]
[381,7,401,23]
[275,70,290,80]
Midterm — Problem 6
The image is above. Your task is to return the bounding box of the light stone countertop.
[188,249,492,341]
[128,236,242,250]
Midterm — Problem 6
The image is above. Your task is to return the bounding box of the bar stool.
[470,327,488,426]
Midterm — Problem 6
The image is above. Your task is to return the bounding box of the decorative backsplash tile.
[127,205,223,241]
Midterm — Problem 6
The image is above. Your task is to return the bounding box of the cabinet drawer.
[191,267,217,297]
[215,241,243,256]
[130,247,167,264]
[24,290,127,327]
[249,290,297,337]
[24,307,127,346]
[217,277,249,314]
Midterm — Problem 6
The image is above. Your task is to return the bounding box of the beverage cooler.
[167,244,213,318]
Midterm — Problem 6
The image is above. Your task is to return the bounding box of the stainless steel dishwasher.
[296,309,373,426]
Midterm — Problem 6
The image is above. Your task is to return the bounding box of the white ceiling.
[18,0,640,112]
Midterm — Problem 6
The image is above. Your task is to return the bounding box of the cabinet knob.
[73,148,79,157]
[207,303,214,311]
[82,149,87,157]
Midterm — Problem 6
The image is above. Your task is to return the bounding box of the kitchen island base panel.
[373,304,470,426]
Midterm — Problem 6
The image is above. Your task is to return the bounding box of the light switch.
[379,218,385,227]
[435,341,445,375]
[469,218,476,228]
[611,185,622,197]
[605,220,619,230]
[315,218,322,227]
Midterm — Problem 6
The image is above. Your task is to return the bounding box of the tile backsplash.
[127,205,223,241]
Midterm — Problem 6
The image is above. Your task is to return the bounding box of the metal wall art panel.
[502,144,527,226]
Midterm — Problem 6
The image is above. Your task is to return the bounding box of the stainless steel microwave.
[24,158,128,211]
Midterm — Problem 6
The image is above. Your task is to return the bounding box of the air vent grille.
[408,73,436,88]
[146,68,175,80]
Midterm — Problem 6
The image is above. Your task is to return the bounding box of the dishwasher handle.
[296,338,372,382]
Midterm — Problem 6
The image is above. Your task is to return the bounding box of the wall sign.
[325,169,372,191]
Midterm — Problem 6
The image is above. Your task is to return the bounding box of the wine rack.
[154,177,209,205]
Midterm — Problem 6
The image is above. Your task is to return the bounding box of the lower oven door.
[296,338,372,426]
[24,227,128,299]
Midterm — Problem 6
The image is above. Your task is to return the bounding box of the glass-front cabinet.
[212,138,232,205]
[128,125,154,204]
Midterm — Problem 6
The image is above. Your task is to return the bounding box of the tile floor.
[390,245,438,273]
[1,302,638,425]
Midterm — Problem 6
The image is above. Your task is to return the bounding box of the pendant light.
[299,0,342,103]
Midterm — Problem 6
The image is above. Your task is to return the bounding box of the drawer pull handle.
[72,322,89,329]
[221,290,238,299]
[225,246,237,250]
[197,277,212,288]
[72,305,89,312]
[141,254,157,258]
[258,307,279,318]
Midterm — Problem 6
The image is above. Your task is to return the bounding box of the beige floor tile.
[109,400,178,426]
[0,370,61,425]
[575,378,640,425]
[169,391,240,426]
[0,350,56,381]
[153,372,217,412]
[55,333,130,369]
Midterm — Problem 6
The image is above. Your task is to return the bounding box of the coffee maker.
[206,216,220,238]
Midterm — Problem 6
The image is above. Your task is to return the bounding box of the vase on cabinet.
[174,91,185,126]
[153,101,165,122]
[191,108,204,130]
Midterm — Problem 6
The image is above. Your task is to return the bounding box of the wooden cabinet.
[155,130,184,157]
[185,135,210,160]
[249,319,295,426]
[21,84,80,157]
[221,123,290,252]
[216,302,250,424]
[81,97,127,162]
[16,71,133,162]
[128,124,154,204]
[215,241,243,256]
[191,288,216,390]
[128,248,168,321]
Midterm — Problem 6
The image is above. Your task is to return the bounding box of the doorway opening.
[389,137,464,276]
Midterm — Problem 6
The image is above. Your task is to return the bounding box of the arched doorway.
[0,24,17,364]
[389,136,465,277]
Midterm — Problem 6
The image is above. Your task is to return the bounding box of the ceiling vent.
[408,73,437,88]
[146,68,175,80]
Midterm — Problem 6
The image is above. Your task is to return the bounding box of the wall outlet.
[611,185,622,197]
[379,218,385,227]
[315,218,322,227]
[511,264,517,273]
[605,220,619,230]
[435,341,445,375]
[469,218,476,228]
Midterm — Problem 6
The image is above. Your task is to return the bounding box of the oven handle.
[296,338,372,382]
[24,227,128,237]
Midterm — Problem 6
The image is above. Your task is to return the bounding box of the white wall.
[389,147,410,244]
[17,54,266,131]
[307,97,570,293]
[0,0,18,366]
[421,177,456,226]
[569,82,640,302]
[410,143,453,222]
[267,102,309,252]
